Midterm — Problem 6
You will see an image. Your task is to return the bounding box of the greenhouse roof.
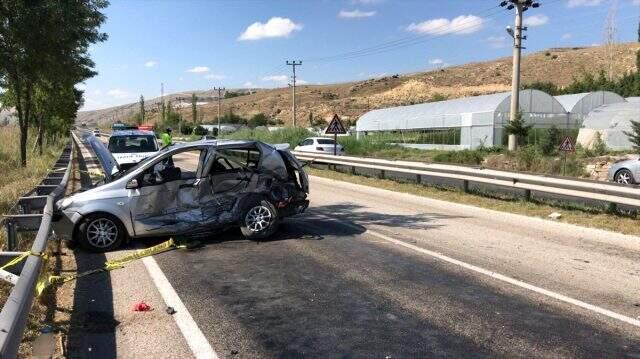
[581,102,640,130]
[554,91,625,114]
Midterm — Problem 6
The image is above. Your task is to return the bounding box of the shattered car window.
[217,148,261,169]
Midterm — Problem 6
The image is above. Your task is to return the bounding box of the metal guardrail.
[0,135,75,358]
[292,151,640,209]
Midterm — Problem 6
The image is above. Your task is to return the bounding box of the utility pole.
[501,0,539,151]
[214,87,225,135]
[286,60,302,128]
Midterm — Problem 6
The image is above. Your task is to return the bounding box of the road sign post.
[558,136,575,176]
[325,114,347,156]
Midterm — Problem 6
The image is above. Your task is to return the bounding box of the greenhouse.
[356,89,570,150]
[577,102,640,151]
[555,91,625,126]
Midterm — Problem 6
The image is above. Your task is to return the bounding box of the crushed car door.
[129,148,209,236]
[198,148,257,226]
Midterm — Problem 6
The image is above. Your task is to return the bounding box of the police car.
[107,130,160,170]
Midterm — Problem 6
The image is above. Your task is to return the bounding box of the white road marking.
[321,214,640,329]
[142,256,219,359]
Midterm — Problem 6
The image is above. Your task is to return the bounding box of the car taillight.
[316,147,324,151]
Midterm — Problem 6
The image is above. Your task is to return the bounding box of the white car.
[93,129,100,136]
[294,137,345,155]
[107,130,160,170]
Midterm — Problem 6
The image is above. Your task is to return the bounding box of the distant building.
[555,91,625,126]
[356,90,569,150]
[577,102,640,151]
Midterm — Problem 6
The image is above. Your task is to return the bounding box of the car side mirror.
[125,178,139,189]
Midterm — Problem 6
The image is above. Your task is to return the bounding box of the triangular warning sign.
[325,114,347,135]
[558,136,575,152]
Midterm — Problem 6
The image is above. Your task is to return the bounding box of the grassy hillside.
[77,42,640,128]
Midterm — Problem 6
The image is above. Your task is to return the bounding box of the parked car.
[53,140,309,251]
[202,135,216,141]
[107,130,160,170]
[608,157,640,184]
[294,137,345,155]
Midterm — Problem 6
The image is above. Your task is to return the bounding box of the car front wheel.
[77,214,125,252]
[615,169,634,185]
[240,200,279,240]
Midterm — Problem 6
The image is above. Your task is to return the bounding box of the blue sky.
[80,0,640,111]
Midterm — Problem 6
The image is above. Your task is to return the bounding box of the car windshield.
[317,139,336,145]
[108,135,158,153]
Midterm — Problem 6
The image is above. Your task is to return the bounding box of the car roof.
[307,137,335,140]
[110,130,156,137]
[167,139,260,151]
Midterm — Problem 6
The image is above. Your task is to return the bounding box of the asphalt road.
[151,175,640,358]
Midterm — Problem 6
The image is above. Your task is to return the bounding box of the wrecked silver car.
[53,139,309,252]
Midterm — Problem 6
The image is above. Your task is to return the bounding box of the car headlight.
[57,197,73,210]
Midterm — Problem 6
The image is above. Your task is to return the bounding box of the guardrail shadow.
[66,142,118,357]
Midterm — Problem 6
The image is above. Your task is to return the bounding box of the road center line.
[142,256,219,359]
[313,212,640,328]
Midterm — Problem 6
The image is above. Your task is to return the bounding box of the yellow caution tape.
[0,251,48,271]
[35,238,184,297]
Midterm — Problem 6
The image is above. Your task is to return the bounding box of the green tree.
[540,125,561,155]
[193,125,208,136]
[504,112,532,147]
[624,120,640,153]
[139,95,145,125]
[0,0,108,166]
[191,93,197,123]
[248,113,268,128]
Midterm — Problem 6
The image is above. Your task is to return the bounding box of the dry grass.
[309,167,640,237]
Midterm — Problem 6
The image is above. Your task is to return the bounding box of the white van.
[107,130,159,170]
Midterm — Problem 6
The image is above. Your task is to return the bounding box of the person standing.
[161,127,173,147]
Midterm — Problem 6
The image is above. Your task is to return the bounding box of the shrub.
[592,131,608,156]
[180,123,193,135]
[539,126,561,155]
[433,150,485,165]
[193,125,208,136]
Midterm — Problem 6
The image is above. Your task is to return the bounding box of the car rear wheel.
[615,169,634,184]
[240,200,279,240]
[77,214,125,252]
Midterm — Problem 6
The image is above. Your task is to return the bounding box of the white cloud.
[262,75,289,84]
[243,81,257,88]
[338,9,377,18]
[75,83,87,91]
[144,61,158,68]
[633,0,640,5]
[107,89,131,99]
[429,59,444,65]
[186,66,210,73]
[204,73,225,80]
[567,0,603,7]
[406,15,484,35]
[93,89,102,95]
[487,35,509,48]
[297,79,309,85]
[239,17,302,41]
[562,33,572,40]
[523,14,549,27]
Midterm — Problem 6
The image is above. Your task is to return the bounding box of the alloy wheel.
[245,205,273,232]
[86,218,119,248]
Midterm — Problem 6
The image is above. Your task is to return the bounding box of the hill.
[76,42,640,128]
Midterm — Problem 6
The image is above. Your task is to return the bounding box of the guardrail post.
[379,169,386,180]
[416,174,422,185]
[524,189,532,201]
[462,180,469,193]
[351,166,356,175]
[5,221,16,251]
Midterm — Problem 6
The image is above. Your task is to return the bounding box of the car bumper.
[52,210,83,241]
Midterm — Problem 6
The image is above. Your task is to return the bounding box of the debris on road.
[548,212,562,220]
[132,301,151,312]
[166,306,176,315]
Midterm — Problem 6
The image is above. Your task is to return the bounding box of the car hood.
[82,133,120,181]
